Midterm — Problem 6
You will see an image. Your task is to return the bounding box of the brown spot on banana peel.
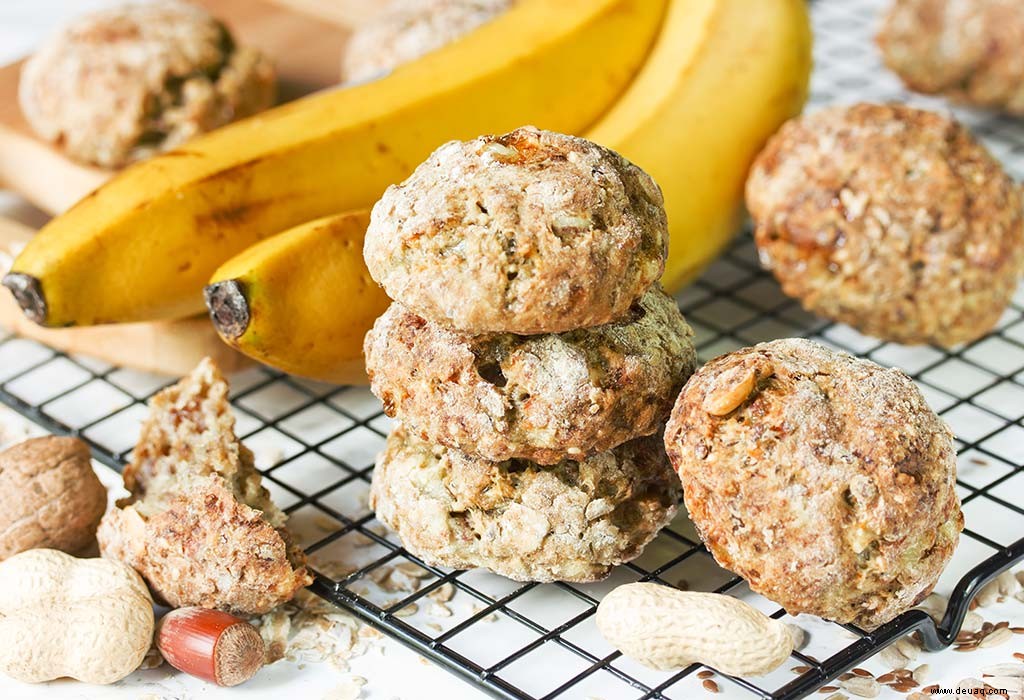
[2,272,48,326]
[205,280,250,340]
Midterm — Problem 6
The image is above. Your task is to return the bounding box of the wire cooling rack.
[2,0,1023,698]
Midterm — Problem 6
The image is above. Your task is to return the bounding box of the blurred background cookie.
[370,424,680,583]
[877,0,1024,115]
[364,126,667,335]
[342,0,514,85]
[18,0,276,168]
[365,286,696,464]
[665,339,962,629]
[746,102,1023,347]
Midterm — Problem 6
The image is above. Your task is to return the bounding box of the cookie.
[364,126,668,335]
[98,358,310,615]
[19,1,276,167]
[877,0,1024,115]
[364,286,696,464]
[664,339,962,629]
[342,0,514,85]
[747,103,1024,347]
[370,424,680,583]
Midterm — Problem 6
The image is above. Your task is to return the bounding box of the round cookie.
[364,126,668,335]
[370,424,681,583]
[746,103,1024,347]
[364,286,696,464]
[877,0,1024,115]
[342,0,514,85]
[19,1,276,168]
[664,338,962,629]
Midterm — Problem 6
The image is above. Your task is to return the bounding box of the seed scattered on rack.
[1012,628,1024,636]
[138,644,164,670]
[428,582,456,604]
[792,665,812,674]
[961,611,984,633]
[875,673,896,684]
[314,514,339,532]
[892,679,919,692]
[394,603,418,618]
[981,664,1024,677]
[429,602,452,618]
[394,562,431,579]
[840,675,880,698]
[978,627,1013,649]
[1014,652,1024,661]
[702,679,719,693]
[850,668,873,677]
[818,686,839,693]
[976,579,1001,607]
[880,644,909,669]
[921,683,940,694]
[697,670,715,679]
[838,672,855,681]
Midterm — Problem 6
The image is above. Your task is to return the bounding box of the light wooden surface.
[0,0,354,214]
[0,216,248,375]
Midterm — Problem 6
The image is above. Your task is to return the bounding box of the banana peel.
[588,0,813,292]
[3,0,667,327]
[205,211,385,385]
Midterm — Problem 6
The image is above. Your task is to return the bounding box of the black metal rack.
[1,0,1023,698]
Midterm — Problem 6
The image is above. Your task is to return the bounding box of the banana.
[587,0,812,292]
[205,211,385,384]
[4,0,666,327]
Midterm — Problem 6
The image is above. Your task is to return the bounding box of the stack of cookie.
[363,127,697,582]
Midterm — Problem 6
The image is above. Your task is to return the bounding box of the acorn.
[156,607,265,686]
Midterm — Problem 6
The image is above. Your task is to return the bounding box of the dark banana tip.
[2,272,48,325]
[204,279,250,340]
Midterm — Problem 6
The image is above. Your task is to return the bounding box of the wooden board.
[0,216,249,375]
[0,0,356,214]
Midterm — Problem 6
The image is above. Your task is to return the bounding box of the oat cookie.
[364,127,668,335]
[370,424,680,583]
[877,0,1024,115]
[365,286,696,464]
[98,359,310,615]
[665,339,962,629]
[747,103,1024,347]
[342,0,514,85]
[19,1,276,167]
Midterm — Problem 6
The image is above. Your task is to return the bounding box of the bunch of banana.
[4,0,811,384]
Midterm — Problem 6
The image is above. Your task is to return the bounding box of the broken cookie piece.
[98,358,310,615]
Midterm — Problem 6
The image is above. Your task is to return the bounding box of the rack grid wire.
[2,0,1024,698]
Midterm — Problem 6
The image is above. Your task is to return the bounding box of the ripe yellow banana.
[205,211,386,385]
[588,0,812,292]
[4,0,666,327]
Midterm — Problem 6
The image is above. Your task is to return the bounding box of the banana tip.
[204,280,250,340]
[2,272,48,325]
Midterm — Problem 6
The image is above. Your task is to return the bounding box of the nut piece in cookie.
[342,0,514,85]
[665,338,963,629]
[877,0,1024,115]
[97,358,310,615]
[746,103,1024,347]
[19,1,276,168]
[0,436,106,560]
[370,424,680,583]
[364,126,668,335]
[365,286,696,464]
